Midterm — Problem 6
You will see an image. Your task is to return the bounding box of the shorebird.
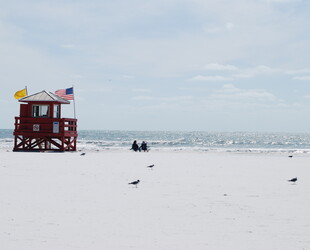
[147,164,154,169]
[128,180,140,187]
[288,177,297,183]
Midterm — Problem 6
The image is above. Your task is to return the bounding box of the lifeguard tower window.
[32,105,49,118]
[53,104,60,118]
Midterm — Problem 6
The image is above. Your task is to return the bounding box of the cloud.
[232,73,254,79]
[122,75,135,79]
[292,76,310,81]
[204,22,235,33]
[286,68,310,75]
[190,75,233,81]
[252,65,277,73]
[191,64,280,82]
[209,84,281,105]
[205,63,238,71]
[60,44,76,49]
[132,88,152,93]
[265,0,301,3]
[132,96,153,101]
[225,22,235,30]
[234,65,279,79]
[203,25,221,33]
[132,95,193,102]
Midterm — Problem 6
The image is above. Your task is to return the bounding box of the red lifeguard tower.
[13,90,78,152]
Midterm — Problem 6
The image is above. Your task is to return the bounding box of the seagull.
[128,180,140,187]
[288,177,297,183]
[147,164,154,169]
[80,152,86,156]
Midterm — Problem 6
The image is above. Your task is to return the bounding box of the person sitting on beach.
[140,141,148,152]
[131,140,139,152]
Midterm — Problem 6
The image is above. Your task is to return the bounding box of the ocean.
[2,129,310,154]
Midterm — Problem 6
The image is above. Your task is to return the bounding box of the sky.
[1,0,310,132]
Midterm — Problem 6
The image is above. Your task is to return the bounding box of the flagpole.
[72,85,76,119]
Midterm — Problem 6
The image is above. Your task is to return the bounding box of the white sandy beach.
[0,150,309,250]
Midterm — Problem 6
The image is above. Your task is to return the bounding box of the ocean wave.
[2,129,310,154]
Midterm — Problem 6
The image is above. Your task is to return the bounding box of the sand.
[0,150,309,250]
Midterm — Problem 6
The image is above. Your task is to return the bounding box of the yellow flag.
[14,88,27,99]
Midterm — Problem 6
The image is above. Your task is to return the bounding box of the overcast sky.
[1,0,310,132]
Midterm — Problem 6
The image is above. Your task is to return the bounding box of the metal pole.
[72,85,76,119]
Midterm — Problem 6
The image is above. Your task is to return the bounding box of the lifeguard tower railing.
[13,117,78,151]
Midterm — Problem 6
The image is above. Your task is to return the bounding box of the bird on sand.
[128,180,140,187]
[147,164,154,169]
[288,177,297,183]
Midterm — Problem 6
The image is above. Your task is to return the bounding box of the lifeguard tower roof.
[19,90,70,104]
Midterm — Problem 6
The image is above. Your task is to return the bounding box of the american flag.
[55,87,74,100]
